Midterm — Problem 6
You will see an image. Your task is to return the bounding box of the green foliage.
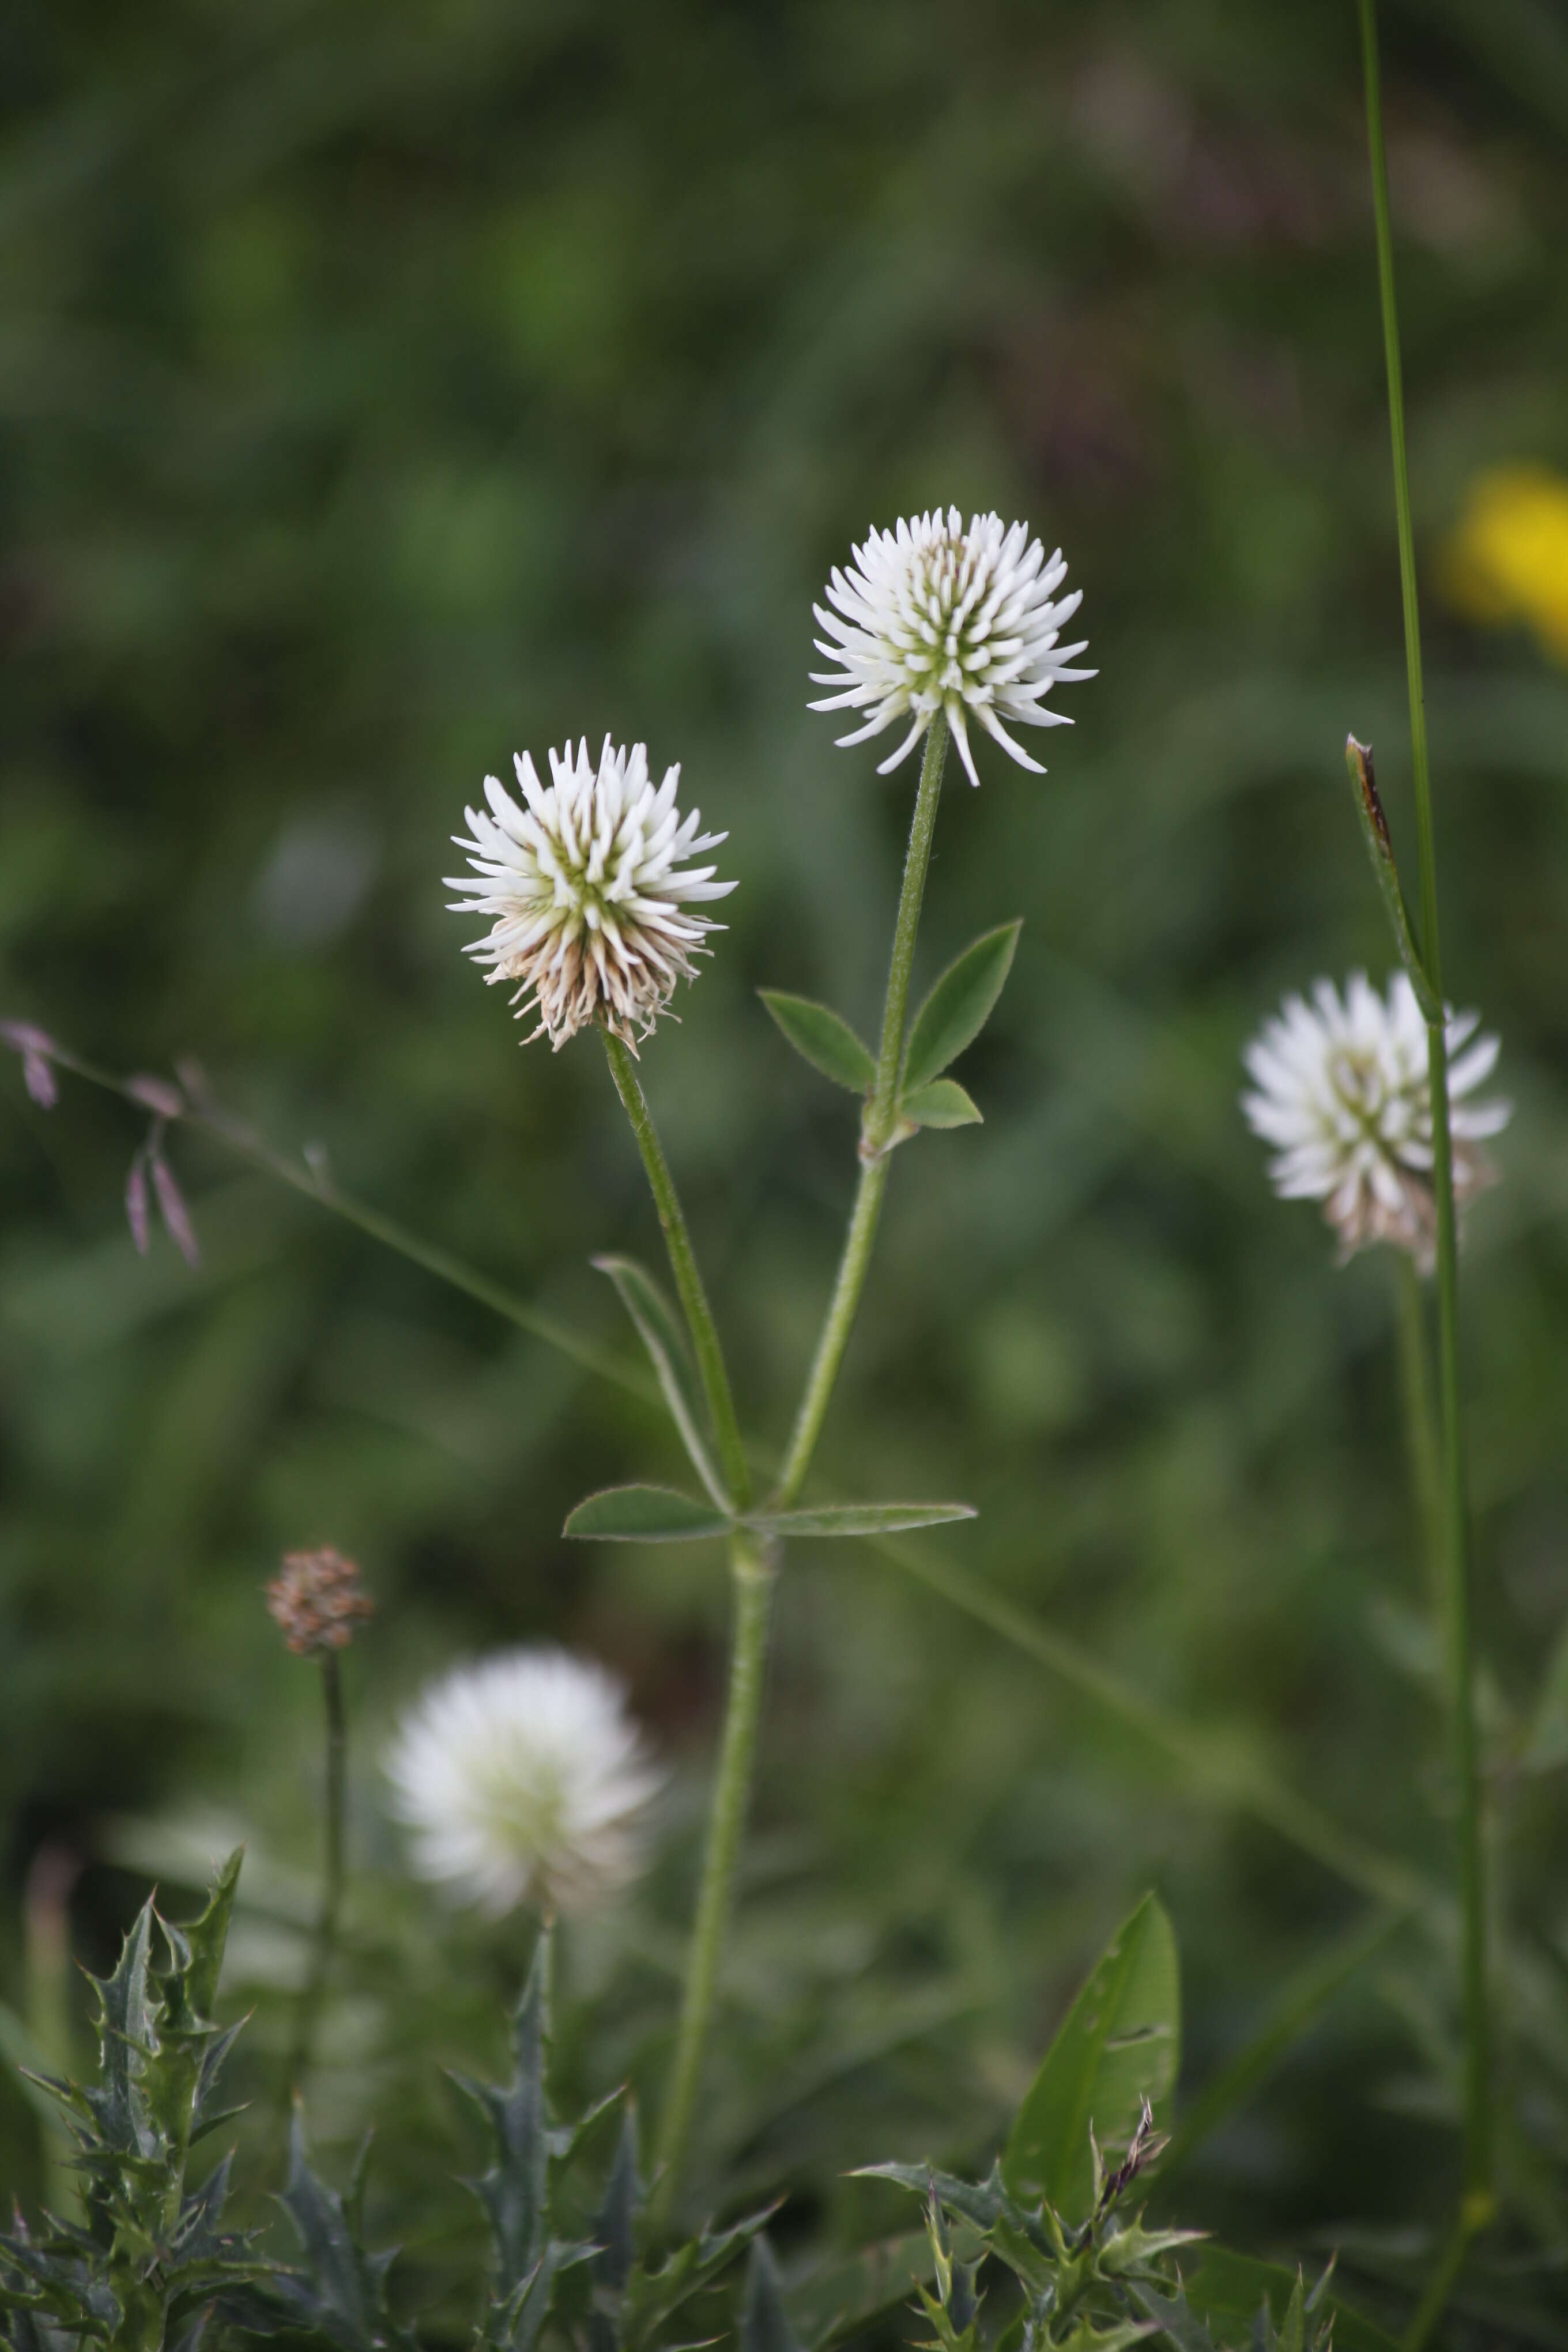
[898,1081,983,1132]
[902,925,1022,1097]
[594,1256,730,1510]
[759,997,877,1095]
[1005,1895,1181,2222]
[0,1853,258,2351]
[563,1486,734,1542]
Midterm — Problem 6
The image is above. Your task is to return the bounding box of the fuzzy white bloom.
[1242,972,1510,1267]
[385,1648,664,1917]
[809,508,1094,788]
[447,738,736,1051]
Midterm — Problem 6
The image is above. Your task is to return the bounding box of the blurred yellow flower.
[1442,464,1568,663]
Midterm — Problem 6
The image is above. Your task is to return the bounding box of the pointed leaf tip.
[903,922,1022,1093]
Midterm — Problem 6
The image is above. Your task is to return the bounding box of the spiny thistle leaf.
[268,2109,413,2351]
[742,2240,802,2352]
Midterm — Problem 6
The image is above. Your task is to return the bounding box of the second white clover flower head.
[385,1646,664,1917]
[809,508,1095,788]
[1242,971,1511,1269]
[447,737,736,1052]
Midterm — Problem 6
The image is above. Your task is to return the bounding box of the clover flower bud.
[266,1546,375,1657]
[1242,972,1510,1269]
[809,508,1094,787]
[447,737,736,1052]
[385,1647,663,1918]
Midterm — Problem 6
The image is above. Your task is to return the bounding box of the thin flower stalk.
[650,1529,775,2222]
[1358,0,1494,2220]
[772,712,948,1507]
[285,1651,348,2102]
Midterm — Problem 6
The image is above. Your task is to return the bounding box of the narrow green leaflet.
[1002,1892,1180,2220]
[1343,740,1441,1024]
[749,1502,977,1538]
[593,1255,729,1509]
[902,922,1022,1094]
[564,1485,733,1542]
[900,1079,982,1129]
[759,992,877,1092]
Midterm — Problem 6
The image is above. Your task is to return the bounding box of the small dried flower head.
[447,738,736,1052]
[267,1546,375,1656]
[385,1647,663,1917]
[1242,972,1510,1269]
[809,508,1094,788]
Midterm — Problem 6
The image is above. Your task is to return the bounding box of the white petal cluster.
[809,508,1094,788]
[447,738,736,1051]
[1242,972,1510,1267]
[385,1648,664,1917]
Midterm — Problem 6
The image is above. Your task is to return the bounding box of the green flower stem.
[651,1529,776,2222]
[1359,0,1492,2207]
[772,715,948,1507]
[1393,1253,1442,1620]
[285,1652,348,2099]
[601,1026,751,1510]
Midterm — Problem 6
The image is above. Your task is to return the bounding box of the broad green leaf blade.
[1175,2251,1399,2352]
[782,2232,934,2350]
[748,1502,977,1539]
[1002,1891,1180,2220]
[593,1256,728,1509]
[900,1079,982,1129]
[903,922,1021,1092]
[759,992,877,1091]
[564,1485,733,1542]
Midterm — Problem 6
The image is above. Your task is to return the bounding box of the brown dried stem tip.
[266,1547,374,1656]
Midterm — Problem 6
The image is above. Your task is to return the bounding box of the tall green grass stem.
[1393,1255,1443,1620]
[772,715,948,1506]
[651,1530,775,2220]
[1358,0,1492,2203]
[286,1652,347,2099]
[601,1027,751,1510]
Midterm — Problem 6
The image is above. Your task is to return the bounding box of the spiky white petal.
[385,1648,664,1917]
[447,737,736,1051]
[809,508,1095,787]
[1241,971,1510,1268]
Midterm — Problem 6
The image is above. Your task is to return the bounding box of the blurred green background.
[4,0,1568,2327]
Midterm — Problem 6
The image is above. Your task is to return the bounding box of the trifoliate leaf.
[903,922,1021,1092]
[759,992,877,1091]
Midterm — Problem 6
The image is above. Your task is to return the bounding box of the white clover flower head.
[1242,971,1511,1269]
[809,508,1095,789]
[385,1646,664,1917]
[447,737,736,1052]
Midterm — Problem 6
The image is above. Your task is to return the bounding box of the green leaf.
[900,1079,982,1129]
[564,1486,733,1542]
[1174,2251,1397,2352]
[1002,1893,1180,2220]
[748,1501,977,1539]
[593,1256,728,1509]
[782,2232,935,2350]
[903,922,1021,1093]
[741,2241,801,2352]
[272,2110,413,2350]
[759,992,877,1092]
[450,1936,551,2305]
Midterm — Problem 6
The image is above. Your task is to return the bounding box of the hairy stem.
[772,716,948,1507]
[285,1653,347,2100]
[601,1027,751,1510]
[651,1531,776,2222]
[1358,0,1492,2204]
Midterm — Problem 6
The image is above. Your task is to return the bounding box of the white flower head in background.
[386,1647,664,1917]
[447,738,736,1052]
[809,508,1094,788]
[1242,971,1510,1269]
